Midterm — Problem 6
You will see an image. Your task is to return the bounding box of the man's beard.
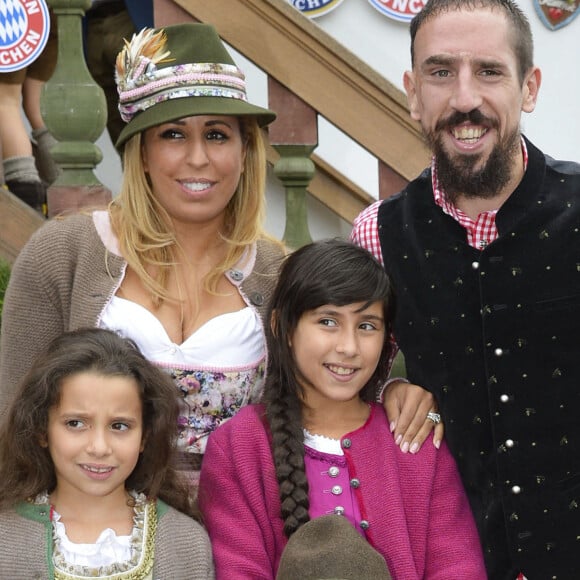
[424,110,521,205]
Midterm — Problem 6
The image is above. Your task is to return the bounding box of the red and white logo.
[367,0,427,23]
[288,0,346,19]
[0,0,50,72]
[534,0,580,30]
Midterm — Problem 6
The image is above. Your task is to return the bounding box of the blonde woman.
[0,23,286,484]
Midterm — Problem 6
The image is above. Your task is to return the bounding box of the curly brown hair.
[0,327,197,519]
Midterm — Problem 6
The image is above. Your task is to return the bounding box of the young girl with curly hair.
[0,327,214,579]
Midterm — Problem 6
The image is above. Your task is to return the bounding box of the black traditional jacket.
[378,138,580,580]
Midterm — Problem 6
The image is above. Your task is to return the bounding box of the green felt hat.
[115,23,276,148]
[276,515,392,580]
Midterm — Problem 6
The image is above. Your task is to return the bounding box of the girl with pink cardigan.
[198,239,485,579]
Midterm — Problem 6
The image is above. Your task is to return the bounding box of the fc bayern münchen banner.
[0,0,51,72]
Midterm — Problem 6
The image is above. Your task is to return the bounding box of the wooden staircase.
[0,0,429,262]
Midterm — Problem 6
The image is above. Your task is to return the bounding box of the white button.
[511,485,521,494]
[331,485,343,495]
[500,394,509,403]
[471,261,480,269]
[328,466,340,478]
[494,348,503,356]
[505,439,514,448]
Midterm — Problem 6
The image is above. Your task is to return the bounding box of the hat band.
[118,62,248,123]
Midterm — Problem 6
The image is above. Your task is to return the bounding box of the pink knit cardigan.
[198,403,485,579]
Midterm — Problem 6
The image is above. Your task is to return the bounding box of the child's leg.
[0,72,46,213]
[25,21,60,187]
[23,77,60,185]
[3,155,46,213]
[0,76,34,158]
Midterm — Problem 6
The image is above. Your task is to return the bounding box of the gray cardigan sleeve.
[154,504,215,579]
[0,502,214,579]
[0,506,52,579]
[0,213,124,417]
[0,220,67,417]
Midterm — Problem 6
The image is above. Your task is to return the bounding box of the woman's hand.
[383,379,444,453]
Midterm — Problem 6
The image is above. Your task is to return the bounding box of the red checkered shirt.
[351,137,529,260]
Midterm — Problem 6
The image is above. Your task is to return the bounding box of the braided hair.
[263,239,393,537]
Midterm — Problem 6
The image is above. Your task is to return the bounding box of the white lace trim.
[303,429,344,455]
[52,512,133,567]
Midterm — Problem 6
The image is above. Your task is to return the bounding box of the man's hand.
[383,379,444,453]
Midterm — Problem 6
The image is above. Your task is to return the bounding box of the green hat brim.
[116,96,276,149]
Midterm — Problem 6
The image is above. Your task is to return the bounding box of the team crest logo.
[288,0,346,19]
[367,0,427,23]
[0,0,50,72]
[534,0,580,30]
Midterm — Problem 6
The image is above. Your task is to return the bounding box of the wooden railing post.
[378,161,408,200]
[273,144,316,249]
[42,0,111,217]
[268,77,317,249]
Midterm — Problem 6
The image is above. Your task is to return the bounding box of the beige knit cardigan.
[0,498,215,579]
[0,212,285,416]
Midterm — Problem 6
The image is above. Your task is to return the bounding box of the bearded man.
[351,1,580,578]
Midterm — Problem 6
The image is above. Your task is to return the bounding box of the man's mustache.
[434,109,497,132]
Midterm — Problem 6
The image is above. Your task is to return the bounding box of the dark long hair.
[0,327,197,518]
[263,239,394,537]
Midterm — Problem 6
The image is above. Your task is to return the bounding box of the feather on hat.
[114,23,276,149]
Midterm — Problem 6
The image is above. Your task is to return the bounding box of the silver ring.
[426,411,441,424]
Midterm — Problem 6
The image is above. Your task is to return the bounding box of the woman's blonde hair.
[109,116,269,305]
